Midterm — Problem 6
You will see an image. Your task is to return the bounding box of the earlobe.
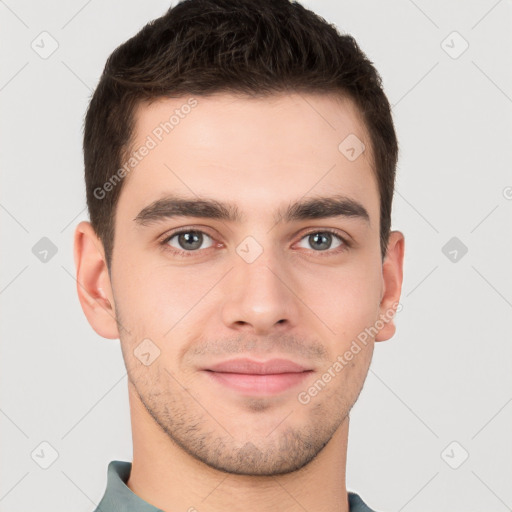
[73,221,120,340]
[375,230,405,342]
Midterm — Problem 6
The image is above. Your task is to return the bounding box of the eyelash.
[159,227,352,258]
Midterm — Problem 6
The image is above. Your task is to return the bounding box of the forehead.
[117,92,378,225]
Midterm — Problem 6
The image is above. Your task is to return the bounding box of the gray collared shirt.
[93,460,379,512]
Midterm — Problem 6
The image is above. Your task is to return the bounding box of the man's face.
[102,93,399,475]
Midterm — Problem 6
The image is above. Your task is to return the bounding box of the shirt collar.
[95,460,163,512]
[95,460,377,512]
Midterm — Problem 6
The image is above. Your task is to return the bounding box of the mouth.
[202,358,314,395]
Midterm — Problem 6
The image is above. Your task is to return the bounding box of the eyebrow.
[133,193,370,227]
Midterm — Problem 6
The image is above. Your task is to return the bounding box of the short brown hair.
[83,0,398,271]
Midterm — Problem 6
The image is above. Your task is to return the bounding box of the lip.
[203,358,313,395]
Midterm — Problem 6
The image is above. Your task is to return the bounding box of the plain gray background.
[1,1,511,511]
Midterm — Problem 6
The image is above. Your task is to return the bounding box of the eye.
[161,229,215,255]
[159,227,351,258]
[296,229,350,253]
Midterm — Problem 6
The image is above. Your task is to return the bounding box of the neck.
[126,382,350,512]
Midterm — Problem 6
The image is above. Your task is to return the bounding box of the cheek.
[296,257,382,340]
[111,256,218,368]
[112,250,189,324]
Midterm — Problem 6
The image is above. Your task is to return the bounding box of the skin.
[74,92,404,512]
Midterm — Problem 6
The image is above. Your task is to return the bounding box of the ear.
[375,230,405,342]
[73,221,120,340]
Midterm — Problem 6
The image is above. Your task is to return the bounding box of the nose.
[220,249,300,335]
